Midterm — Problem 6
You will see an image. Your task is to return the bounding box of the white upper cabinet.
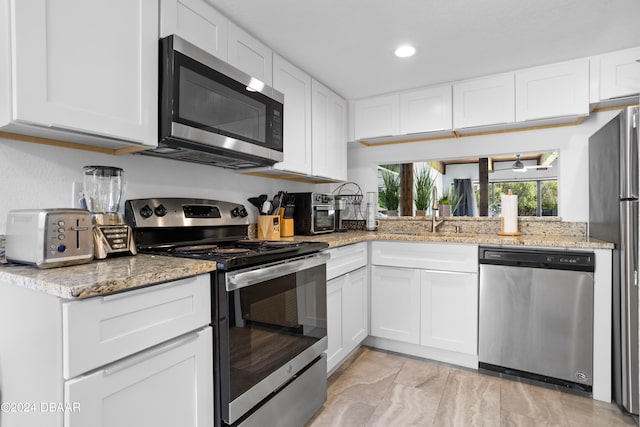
[591,47,640,103]
[516,59,589,122]
[311,79,347,181]
[453,73,515,130]
[272,54,312,175]
[160,0,228,61]
[354,94,400,140]
[2,0,158,148]
[227,22,273,86]
[399,85,453,134]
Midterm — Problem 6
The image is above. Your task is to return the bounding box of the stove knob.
[231,207,241,217]
[140,205,153,218]
[239,207,248,217]
[154,204,168,217]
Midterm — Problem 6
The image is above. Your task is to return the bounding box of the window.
[475,179,558,216]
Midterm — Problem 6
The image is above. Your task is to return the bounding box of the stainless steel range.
[125,198,329,427]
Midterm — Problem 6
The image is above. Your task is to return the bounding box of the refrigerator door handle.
[621,108,639,199]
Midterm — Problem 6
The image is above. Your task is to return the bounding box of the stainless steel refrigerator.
[589,105,639,415]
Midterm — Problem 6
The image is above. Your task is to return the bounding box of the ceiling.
[207,0,640,100]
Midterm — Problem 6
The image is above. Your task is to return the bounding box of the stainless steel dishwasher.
[478,246,595,391]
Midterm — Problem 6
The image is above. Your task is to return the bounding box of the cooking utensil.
[270,191,285,215]
[247,197,263,210]
[261,200,272,215]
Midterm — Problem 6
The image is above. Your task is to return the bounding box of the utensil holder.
[257,215,280,240]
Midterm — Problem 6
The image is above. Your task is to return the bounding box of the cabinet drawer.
[65,327,213,427]
[372,241,477,272]
[63,274,211,379]
[326,242,368,280]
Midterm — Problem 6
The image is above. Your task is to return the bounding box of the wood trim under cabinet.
[357,116,587,147]
[0,131,151,155]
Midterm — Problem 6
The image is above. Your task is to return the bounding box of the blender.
[83,166,137,259]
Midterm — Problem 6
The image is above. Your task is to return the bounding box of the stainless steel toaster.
[5,209,94,268]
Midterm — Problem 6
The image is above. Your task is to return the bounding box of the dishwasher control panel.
[478,247,595,272]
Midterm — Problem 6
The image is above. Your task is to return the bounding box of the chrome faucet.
[431,186,444,232]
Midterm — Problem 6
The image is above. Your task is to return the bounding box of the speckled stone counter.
[290,230,614,250]
[0,254,217,299]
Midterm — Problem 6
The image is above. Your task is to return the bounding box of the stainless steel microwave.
[142,35,284,169]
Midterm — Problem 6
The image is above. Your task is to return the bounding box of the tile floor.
[307,347,637,427]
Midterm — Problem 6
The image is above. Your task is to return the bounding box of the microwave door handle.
[226,253,329,291]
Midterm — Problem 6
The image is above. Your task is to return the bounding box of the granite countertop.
[0,226,612,300]
[292,230,614,250]
[0,254,217,299]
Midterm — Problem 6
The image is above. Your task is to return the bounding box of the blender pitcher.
[83,166,124,217]
[83,166,136,259]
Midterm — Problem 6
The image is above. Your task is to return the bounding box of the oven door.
[217,253,328,425]
[312,205,335,233]
[160,35,283,164]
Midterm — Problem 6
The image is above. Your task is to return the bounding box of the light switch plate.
[71,181,85,208]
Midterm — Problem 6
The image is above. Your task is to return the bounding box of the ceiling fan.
[494,154,554,173]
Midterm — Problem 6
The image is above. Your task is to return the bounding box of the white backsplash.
[0,138,326,235]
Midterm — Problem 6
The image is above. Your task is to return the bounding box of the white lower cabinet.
[64,328,213,427]
[369,242,479,367]
[325,243,368,373]
[370,266,421,344]
[420,270,477,355]
[327,276,345,369]
[327,267,369,373]
[0,274,213,427]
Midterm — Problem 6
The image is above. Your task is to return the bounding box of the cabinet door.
[342,267,369,354]
[354,94,400,140]
[65,328,213,427]
[370,266,420,344]
[420,270,478,355]
[272,54,312,174]
[326,276,345,373]
[516,59,589,121]
[599,47,640,100]
[400,85,453,134]
[453,74,515,129]
[11,0,158,146]
[312,79,347,181]
[160,0,228,61]
[227,22,272,86]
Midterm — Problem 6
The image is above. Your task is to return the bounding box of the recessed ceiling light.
[395,45,416,58]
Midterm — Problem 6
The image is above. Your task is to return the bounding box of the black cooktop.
[142,239,329,271]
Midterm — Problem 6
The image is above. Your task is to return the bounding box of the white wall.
[0,138,326,234]
[347,110,619,222]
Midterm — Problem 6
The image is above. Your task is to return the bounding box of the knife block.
[279,207,294,237]
[257,215,280,240]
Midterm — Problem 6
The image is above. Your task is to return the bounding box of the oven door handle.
[226,253,329,291]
